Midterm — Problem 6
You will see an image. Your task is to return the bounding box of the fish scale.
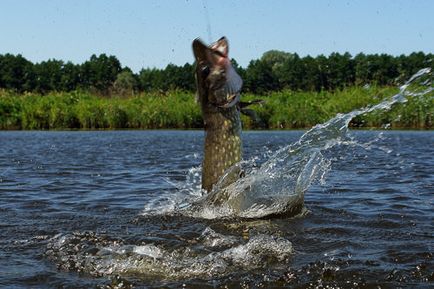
[192,37,243,192]
[202,105,242,192]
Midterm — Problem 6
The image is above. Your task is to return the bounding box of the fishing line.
[202,0,212,42]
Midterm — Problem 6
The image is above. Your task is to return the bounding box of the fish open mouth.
[193,36,243,110]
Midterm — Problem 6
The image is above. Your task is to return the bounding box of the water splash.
[46,229,292,279]
[176,68,433,219]
[201,0,213,43]
[47,69,432,281]
[142,166,203,215]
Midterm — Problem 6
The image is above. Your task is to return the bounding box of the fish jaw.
[192,37,243,109]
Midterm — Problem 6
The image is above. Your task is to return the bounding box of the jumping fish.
[192,37,243,193]
[191,37,301,219]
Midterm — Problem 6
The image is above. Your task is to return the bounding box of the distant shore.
[1,87,432,130]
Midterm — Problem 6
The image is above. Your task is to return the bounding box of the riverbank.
[0,86,432,130]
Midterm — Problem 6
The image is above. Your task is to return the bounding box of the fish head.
[193,37,242,108]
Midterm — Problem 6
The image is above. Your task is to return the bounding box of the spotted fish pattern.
[192,37,243,192]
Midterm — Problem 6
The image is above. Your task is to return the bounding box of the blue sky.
[1,0,433,72]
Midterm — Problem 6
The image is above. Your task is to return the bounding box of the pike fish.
[188,37,307,218]
[192,37,243,193]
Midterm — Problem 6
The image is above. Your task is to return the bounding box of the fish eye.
[201,65,210,77]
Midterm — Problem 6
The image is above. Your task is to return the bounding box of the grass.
[0,86,432,130]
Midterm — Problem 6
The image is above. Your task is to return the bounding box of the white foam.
[133,245,163,259]
[141,68,432,220]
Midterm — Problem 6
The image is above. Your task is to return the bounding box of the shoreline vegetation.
[1,86,432,130]
[1,51,432,130]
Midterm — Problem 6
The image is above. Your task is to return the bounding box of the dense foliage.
[0,51,432,94]
[1,87,432,130]
[0,51,432,130]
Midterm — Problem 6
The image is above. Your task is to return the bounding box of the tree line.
[0,51,432,95]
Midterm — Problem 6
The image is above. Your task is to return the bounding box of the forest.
[0,51,433,129]
[1,51,433,94]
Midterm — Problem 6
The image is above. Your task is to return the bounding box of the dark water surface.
[0,130,433,288]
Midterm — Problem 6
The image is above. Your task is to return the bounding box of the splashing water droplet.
[140,68,433,219]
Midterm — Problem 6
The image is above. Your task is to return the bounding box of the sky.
[0,0,433,72]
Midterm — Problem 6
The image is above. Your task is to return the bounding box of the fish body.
[192,37,243,192]
[191,37,302,219]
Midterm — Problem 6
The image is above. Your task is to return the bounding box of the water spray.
[202,0,213,43]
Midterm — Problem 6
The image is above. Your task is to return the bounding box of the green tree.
[60,61,80,91]
[80,54,122,94]
[113,68,138,96]
[244,59,278,93]
[354,53,369,85]
[326,52,355,89]
[138,68,165,92]
[316,55,330,90]
[33,59,64,93]
[273,52,304,90]
[0,54,35,92]
[300,55,322,91]
[397,52,432,81]
[163,63,194,91]
[372,54,399,85]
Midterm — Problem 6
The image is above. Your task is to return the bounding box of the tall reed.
[0,87,432,130]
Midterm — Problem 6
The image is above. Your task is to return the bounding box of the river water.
[0,129,433,288]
